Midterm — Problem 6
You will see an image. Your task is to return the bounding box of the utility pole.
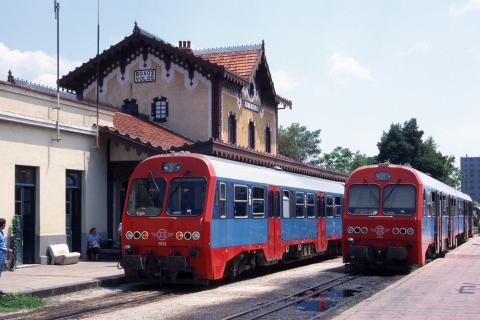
[53,0,61,142]
[96,0,100,149]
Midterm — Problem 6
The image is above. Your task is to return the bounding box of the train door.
[267,186,282,259]
[315,192,326,251]
[433,191,442,254]
[447,196,454,248]
[325,195,335,239]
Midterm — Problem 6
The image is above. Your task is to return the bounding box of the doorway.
[66,170,82,253]
[14,166,37,264]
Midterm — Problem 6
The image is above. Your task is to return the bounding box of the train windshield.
[382,184,416,215]
[167,177,206,216]
[126,177,166,216]
[347,184,380,215]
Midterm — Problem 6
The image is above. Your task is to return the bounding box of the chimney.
[178,40,193,54]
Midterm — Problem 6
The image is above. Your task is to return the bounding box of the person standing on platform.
[0,218,7,294]
[87,227,101,261]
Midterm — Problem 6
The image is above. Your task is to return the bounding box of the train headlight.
[354,227,361,234]
[125,231,134,240]
[123,245,134,255]
[347,226,354,234]
[400,228,407,235]
[392,228,399,235]
[161,161,181,172]
[361,227,368,234]
[407,228,414,235]
[133,231,141,240]
[192,231,200,240]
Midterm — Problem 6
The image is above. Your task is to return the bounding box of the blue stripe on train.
[210,219,268,248]
[281,219,317,240]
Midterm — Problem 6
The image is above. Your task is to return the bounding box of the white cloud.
[398,40,432,56]
[0,42,79,88]
[328,51,373,82]
[449,0,480,16]
[272,70,299,93]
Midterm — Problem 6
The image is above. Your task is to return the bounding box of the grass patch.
[0,294,45,312]
[409,264,421,273]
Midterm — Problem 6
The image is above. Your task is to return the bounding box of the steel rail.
[2,289,178,320]
[222,272,360,320]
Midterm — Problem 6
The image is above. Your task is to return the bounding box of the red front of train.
[342,164,423,268]
[120,154,216,284]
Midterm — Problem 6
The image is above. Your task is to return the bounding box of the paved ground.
[0,261,124,296]
[334,235,480,320]
[84,257,400,320]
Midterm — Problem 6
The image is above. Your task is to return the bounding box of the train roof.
[206,156,344,194]
[415,170,472,201]
[355,164,472,202]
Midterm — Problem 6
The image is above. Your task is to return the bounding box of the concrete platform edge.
[21,275,125,298]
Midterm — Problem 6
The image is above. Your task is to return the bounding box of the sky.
[1,0,479,165]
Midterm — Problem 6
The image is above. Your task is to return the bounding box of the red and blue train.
[342,164,474,268]
[120,153,344,283]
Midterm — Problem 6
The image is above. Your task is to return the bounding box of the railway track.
[222,272,362,320]
[2,287,184,320]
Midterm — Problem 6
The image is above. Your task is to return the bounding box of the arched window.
[228,113,236,144]
[265,126,271,153]
[248,120,255,149]
[151,97,168,122]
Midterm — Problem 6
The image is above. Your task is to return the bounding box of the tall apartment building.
[461,156,480,203]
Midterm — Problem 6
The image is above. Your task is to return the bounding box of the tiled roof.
[111,112,193,150]
[196,44,262,80]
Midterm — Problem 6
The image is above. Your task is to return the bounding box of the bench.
[98,240,121,261]
[48,244,80,265]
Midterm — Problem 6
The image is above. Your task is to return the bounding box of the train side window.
[282,190,290,218]
[219,182,227,218]
[275,191,281,218]
[326,196,334,217]
[252,186,265,218]
[268,190,274,218]
[431,192,436,217]
[307,193,315,218]
[318,195,325,218]
[296,192,305,218]
[234,185,248,218]
[334,196,342,217]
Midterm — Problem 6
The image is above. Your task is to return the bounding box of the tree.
[316,146,375,173]
[278,123,321,163]
[377,119,423,165]
[376,118,462,187]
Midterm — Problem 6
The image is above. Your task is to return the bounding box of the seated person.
[87,227,101,261]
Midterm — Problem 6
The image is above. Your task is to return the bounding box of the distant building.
[461,156,480,203]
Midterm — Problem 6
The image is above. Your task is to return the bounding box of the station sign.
[243,100,261,113]
[134,69,156,83]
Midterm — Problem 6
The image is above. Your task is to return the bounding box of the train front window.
[347,184,380,215]
[166,177,206,216]
[383,184,416,215]
[127,177,166,216]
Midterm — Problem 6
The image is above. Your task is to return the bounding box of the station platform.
[335,235,480,320]
[0,261,124,297]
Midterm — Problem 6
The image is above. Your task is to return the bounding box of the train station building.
[0,23,347,265]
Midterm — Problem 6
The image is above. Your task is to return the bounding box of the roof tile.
[112,112,192,150]
[198,49,262,80]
